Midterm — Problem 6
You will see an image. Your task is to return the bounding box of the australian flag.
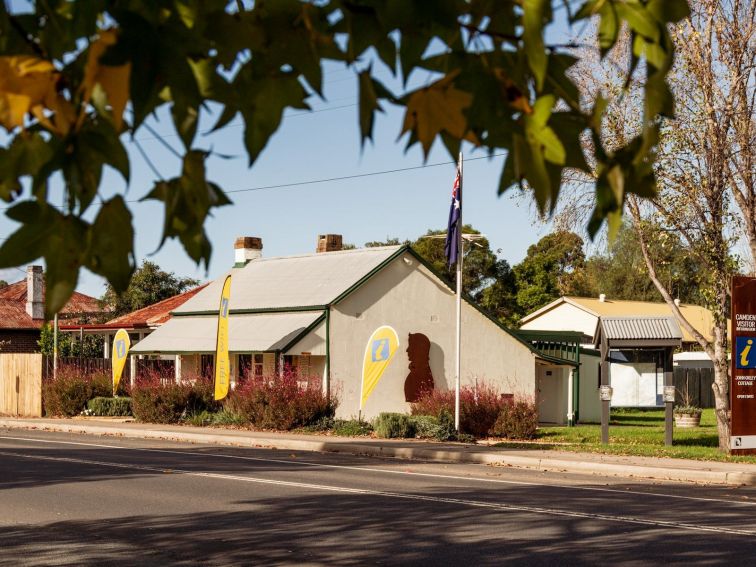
[444,166,461,267]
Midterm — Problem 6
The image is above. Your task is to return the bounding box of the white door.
[537,367,564,424]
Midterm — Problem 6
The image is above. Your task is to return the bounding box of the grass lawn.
[493,409,756,464]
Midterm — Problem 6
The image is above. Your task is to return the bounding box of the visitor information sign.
[731,276,756,452]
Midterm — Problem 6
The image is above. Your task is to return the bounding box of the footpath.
[2,417,756,486]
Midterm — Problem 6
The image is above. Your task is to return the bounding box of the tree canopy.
[0,0,690,318]
[101,260,199,317]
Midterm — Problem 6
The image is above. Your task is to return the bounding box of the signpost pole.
[664,350,674,446]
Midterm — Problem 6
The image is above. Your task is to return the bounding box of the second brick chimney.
[316,234,343,253]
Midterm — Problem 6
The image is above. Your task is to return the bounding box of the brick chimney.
[234,236,262,267]
[316,234,343,253]
[26,265,44,320]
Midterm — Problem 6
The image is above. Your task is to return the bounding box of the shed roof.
[600,316,683,341]
[174,246,401,314]
[131,311,324,354]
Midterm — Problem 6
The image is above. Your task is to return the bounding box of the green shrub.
[43,370,111,417]
[374,413,416,439]
[490,400,538,439]
[411,415,441,439]
[182,409,215,427]
[332,419,373,436]
[212,409,247,426]
[131,380,192,424]
[434,410,458,441]
[86,396,132,417]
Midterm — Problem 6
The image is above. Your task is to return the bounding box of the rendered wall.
[329,252,537,419]
[520,302,598,340]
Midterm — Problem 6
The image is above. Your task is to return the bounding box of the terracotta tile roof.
[0,278,103,329]
[0,300,42,329]
[105,284,209,328]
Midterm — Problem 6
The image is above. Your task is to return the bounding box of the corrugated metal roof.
[131,311,323,353]
[566,297,714,343]
[174,246,401,313]
[600,316,683,340]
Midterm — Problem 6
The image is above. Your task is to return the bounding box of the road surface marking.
[2,434,754,508]
[1,448,753,537]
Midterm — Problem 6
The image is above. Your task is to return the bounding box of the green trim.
[279,312,327,353]
[325,307,331,398]
[516,330,585,342]
[328,246,409,306]
[173,305,328,317]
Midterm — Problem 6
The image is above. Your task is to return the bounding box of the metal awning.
[131,311,324,354]
[596,316,683,349]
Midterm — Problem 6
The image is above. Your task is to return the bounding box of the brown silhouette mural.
[405,332,435,402]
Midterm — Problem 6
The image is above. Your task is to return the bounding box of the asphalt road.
[1,430,755,566]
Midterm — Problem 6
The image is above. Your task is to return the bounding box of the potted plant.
[673,383,702,428]
[673,404,702,427]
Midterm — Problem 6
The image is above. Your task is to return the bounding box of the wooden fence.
[673,367,715,408]
[0,353,42,417]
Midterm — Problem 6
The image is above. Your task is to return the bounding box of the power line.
[0,152,507,221]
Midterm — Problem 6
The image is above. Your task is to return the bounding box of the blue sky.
[0,7,581,299]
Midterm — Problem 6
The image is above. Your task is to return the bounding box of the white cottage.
[132,235,571,419]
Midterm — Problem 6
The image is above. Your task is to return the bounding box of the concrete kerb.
[1,419,755,486]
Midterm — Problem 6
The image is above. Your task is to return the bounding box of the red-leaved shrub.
[224,371,337,430]
[410,381,510,437]
[130,371,218,424]
[43,368,111,417]
[489,398,538,439]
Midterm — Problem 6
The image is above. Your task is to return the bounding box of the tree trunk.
[712,327,731,451]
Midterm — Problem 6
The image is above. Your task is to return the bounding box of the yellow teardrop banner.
[214,275,232,401]
[360,325,400,411]
[112,328,130,396]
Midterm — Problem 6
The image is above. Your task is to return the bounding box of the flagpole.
[455,152,463,432]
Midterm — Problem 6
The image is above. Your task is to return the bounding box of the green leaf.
[522,0,549,91]
[647,0,691,23]
[235,65,310,166]
[358,68,395,146]
[598,3,619,53]
[141,150,231,268]
[44,216,89,319]
[616,2,660,41]
[0,203,57,268]
[171,98,199,150]
[86,196,135,293]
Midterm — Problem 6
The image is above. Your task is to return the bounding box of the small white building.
[520,296,716,412]
[133,236,571,420]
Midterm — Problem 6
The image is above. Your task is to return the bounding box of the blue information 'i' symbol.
[371,338,390,362]
[221,298,229,317]
[115,339,126,358]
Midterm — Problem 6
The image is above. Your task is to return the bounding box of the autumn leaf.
[0,56,73,134]
[80,29,131,131]
[401,73,477,156]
